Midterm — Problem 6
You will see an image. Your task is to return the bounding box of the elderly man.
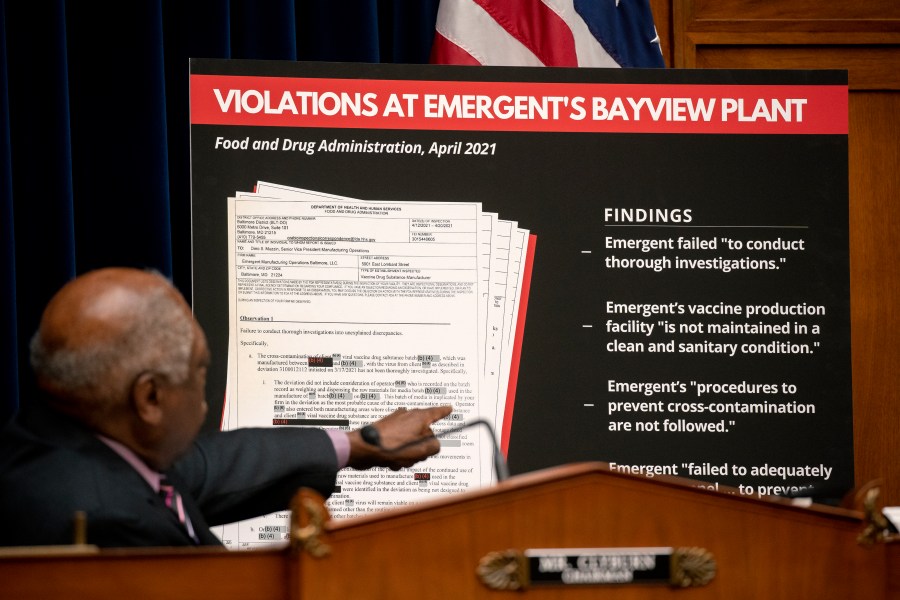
[0,267,451,548]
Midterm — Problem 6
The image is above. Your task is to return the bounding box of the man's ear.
[131,371,164,426]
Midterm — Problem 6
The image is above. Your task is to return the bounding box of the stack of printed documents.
[215,181,533,549]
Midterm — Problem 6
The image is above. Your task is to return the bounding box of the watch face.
[361,425,381,447]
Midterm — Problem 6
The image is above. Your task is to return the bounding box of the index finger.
[422,404,453,424]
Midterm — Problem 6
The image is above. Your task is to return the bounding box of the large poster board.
[190,60,851,545]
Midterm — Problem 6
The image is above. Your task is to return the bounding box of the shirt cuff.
[326,429,350,468]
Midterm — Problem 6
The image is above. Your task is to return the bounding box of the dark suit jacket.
[0,399,339,548]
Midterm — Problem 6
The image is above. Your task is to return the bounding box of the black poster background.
[190,59,851,501]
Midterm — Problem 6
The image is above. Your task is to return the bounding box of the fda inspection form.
[222,193,493,543]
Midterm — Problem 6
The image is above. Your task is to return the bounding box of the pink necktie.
[159,476,199,542]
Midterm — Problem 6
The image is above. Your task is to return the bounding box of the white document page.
[481,219,514,419]
[248,184,510,463]
[248,181,506,444]
[220,191,497,432]
[251,180,510,473]
[252,182,499,391]
[495,228,530,440]
[219,193,491,548]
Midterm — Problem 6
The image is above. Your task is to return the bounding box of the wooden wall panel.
[693,46,900,89]
[847,91,900,506]
[688,0,900,22]
[664,1,900,505]
[649,0,673,66]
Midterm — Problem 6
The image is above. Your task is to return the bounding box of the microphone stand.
[435,418,510,482]
[365,417,510,482]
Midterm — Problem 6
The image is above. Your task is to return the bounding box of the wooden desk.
[2,463,896,600]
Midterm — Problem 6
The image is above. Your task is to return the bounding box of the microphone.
[360,417,510,482]
[437,418,510,483]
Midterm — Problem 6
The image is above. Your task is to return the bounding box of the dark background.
[1,1,442,425]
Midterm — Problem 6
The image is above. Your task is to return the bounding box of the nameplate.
[477,546,716,591]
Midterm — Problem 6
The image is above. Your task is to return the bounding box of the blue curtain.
[0,0,440,423]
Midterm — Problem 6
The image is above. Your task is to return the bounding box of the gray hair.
[29,276,195,416]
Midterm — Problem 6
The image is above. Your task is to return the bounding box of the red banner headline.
[190,75,847,135]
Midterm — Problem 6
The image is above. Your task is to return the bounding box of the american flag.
[430,0,665,68]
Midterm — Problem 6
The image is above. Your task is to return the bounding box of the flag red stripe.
[474,0,578,66]
[429,31,482,66]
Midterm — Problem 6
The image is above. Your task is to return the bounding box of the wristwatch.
[360,424,381,447]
